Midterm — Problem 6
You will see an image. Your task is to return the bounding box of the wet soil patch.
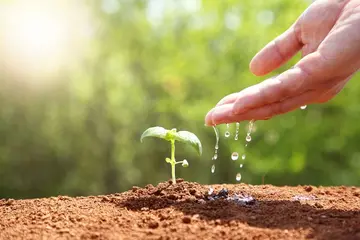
[0,180,359,239]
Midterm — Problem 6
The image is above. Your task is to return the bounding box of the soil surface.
[1,180,359,240]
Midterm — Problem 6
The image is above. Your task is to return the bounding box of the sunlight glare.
[1,1,88,78]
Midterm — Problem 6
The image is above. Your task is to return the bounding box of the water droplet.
[300,105,307,110]
[225,123,230,137]
[240,164,243,168]
[236,173,242,181]
[234,122,240,140]
[225,131,230,138]
[248,120,254,132]
[245,120,254,142]
[211,164,215,173]
[245,144,248,147]
[231,152,239,161]
[212,126,220,161]
[242,154,246,160]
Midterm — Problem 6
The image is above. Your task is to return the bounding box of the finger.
[300,0,345,57]
[209,90,321,125]
[205,109,214,126]
[215,92,239,107]
[296,50,356,85]
[205,104,237,126]
[250,24,302,76]
[316,74,352,103]
[234,50,352,115]
[215,75,279,107]
[232,67,310,115]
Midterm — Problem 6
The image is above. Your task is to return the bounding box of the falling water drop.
[245,120,254,142]
[213,126,219,149]
[225,123,230,138]
[211,164,216,173]
[231,152,239,161]
[300,105,307,110]
[234,122,240,141]
[212,126,220,159]
[248,120,254,133]
[211,126,220,174]
[236,120,255,181]
[236,173,242,181]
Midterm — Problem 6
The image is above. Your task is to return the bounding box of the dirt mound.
[1,180,359,240]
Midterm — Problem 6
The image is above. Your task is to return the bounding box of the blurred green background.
[0,0,359,199]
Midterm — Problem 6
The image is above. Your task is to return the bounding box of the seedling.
[140,127,202,184]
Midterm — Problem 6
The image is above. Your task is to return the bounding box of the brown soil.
[0,180,359,240]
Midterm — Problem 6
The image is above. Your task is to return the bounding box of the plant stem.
[170,139,176,184]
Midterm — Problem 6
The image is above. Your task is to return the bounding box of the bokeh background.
[0,0,359,199]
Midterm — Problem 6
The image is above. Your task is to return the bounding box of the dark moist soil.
[1,180,360,240]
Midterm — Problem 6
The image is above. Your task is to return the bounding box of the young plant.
[140,127,202,184]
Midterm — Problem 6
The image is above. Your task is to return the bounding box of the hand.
[205,0,360,126]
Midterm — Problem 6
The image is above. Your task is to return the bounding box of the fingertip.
[250,45,285,76]
[211,104,245,125]
[249,55,268,76]
[204,109,215,126]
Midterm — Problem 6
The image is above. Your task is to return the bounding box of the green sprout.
[141,127,202,184]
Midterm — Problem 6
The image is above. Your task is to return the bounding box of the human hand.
[205,0,360,126]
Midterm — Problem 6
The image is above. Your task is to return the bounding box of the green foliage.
[141,127,168,141]
[141,127,202,155]
[141,127,202,184]
[0,0,359,199]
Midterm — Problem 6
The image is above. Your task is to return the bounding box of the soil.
[0,179,359,240]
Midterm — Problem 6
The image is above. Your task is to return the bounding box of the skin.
[205,0,360,126]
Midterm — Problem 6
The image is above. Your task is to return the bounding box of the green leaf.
[140,127,168,142]
[174,131,202,156]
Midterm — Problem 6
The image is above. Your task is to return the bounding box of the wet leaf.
[174,131,202,155]
[140,127,168,142]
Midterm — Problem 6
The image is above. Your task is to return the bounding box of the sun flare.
[1,1,89,77]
